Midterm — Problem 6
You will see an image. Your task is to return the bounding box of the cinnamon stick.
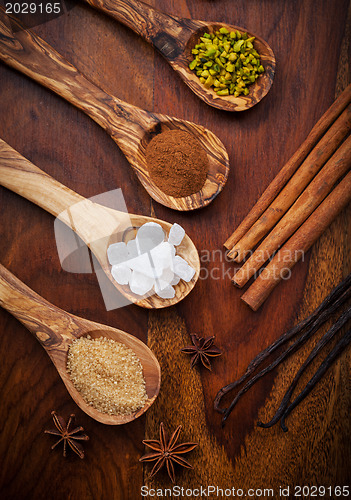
[224,84,351,252]
[241,170,351,311]
[233,135,351,287]
[229,104,351,262]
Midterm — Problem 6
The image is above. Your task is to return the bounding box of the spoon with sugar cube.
[0,139,200,309]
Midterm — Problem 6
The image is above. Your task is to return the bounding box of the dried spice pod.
[139,422,198,483]
[181,334,222,370]
[214,274,351,425]
[44,411,89,459]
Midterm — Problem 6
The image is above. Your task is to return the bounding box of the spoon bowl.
[135,116,229,210]
[0,264,161,425]
[84,0,276,112]
[0,8,230,210]
[0,139,200,308]
[179,22,275,112]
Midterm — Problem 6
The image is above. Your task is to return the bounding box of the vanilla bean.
[214,274,351,418]
[257,306,351,429]
[280,328,351,432]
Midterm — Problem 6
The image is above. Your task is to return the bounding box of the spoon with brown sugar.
[0,139,200,309]
[0,263,161,425]
[82,0,276,111]
[0,8,229,211]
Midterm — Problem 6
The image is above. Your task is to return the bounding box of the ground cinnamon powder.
[145,130,209,198]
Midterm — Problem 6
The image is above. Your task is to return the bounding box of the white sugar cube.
[130,270,155,296]
[127,253,154,279]
[173,255,195,282]
[136,222,165,254]
[170,275,180,286]
[168,223,185,246]
[154,283,175,299]
[111,264,131,285]
[127,239,139,259]
[107,242,129,265]
[150,242,174,273]
[156,267,174,290]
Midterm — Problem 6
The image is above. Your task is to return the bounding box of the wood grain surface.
[0,1,350,499]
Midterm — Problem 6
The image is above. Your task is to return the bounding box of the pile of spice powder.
[67,336,148,415]
[145,130,209,198]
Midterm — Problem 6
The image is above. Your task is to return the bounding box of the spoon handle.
[0,8,152,156]
[0,264,80,347]
[83,0,198,60]
[0,139,84,218]
[0,139,122,246]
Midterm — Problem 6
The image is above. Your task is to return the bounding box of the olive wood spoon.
[83,0,275,111]
[0,8,229,211]
[0,139,200,308]
[0,263,161,425]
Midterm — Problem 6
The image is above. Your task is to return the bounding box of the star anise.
[44,411,89,459]
[139,422,198,483]
[181,334,222,370]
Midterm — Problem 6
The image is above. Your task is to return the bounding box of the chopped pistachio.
[189,59,197,70]
[217,88,229,95]
[188,28,265,98]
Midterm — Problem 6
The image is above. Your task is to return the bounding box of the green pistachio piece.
[216,88,229,95]
[233,40,245,52]
[219,27,229,34]
[204,75,214,88]
[204,49,216,58]
[189,59,197,70]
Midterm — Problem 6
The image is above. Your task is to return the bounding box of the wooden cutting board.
[0,1,350,498]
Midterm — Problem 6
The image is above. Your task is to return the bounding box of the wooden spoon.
[0,8,229,211]
[0,139,200,309]
[83,0,276,111]
[0,263,161,425]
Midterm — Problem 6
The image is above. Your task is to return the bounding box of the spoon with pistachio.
[0,263,161,424]
[0,139,200,308]
[0,8,229,211]
[82,0,275,111]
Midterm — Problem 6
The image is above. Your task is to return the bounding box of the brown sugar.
[145,130,209,198]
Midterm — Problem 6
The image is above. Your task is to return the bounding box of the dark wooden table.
[0,1,350,498]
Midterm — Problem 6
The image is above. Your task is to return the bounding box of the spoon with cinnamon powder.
[0,9,229,211]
